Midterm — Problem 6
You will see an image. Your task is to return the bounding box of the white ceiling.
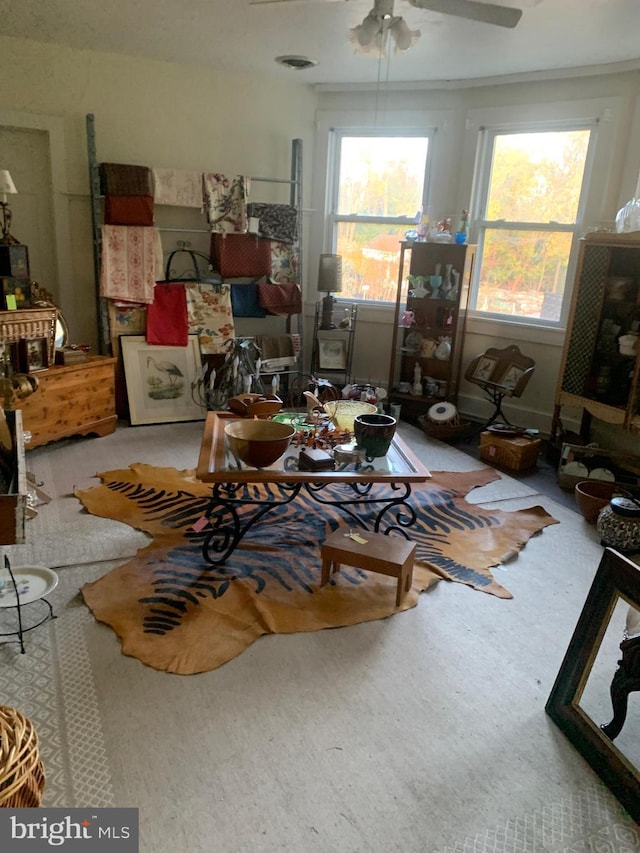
[1,0,639,87]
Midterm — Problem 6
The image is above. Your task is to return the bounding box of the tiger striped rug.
[77,463,558,674]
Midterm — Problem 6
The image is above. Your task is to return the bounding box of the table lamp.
[318,253,343,330]
[0,170,18,244]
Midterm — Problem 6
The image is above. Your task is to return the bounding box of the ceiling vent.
[275,55,319,71]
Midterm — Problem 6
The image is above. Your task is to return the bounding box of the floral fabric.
[202,173,249,234]
[184,282,235,355]
[153,169,203,208]
[99,225,164,304]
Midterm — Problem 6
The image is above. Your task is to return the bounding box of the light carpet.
[0,422,637,852]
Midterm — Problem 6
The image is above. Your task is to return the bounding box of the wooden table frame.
[196,412,431,564]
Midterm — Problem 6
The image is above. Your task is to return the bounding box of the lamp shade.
[317,254,343,294]
[0,171,17,196]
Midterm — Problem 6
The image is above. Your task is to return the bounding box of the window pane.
[476,228,573,321]
[335,223,406,301]
[486,130,590,223]
[336,137,428,218]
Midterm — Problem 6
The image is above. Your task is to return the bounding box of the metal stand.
[201,480,416,565]
[0,557,56,654]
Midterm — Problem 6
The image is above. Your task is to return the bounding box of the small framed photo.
[500,363,525,391]
[0,340,21,373]
[318,338,347,371]
[472,355,498,382]
[18,336,49,372]
[121,335,206,426]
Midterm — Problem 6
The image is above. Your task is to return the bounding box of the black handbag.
[162,247,223,288]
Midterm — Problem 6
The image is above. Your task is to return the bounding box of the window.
[328,132,432,302]
[471,127,593,324]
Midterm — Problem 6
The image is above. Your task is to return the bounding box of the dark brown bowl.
[574,480,627,524]
[224,419,295,469]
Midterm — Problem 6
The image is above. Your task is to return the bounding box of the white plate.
[562,461,589,477]
[0,566,59,608]
[589,468,616,482]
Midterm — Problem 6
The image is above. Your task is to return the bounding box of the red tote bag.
[210,233,272,279]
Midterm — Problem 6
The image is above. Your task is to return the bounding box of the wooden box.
[18,356,117,449]
[0,244,29,279]
[479,431,542,472]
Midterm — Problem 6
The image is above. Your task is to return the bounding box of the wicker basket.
[418,414,473,442]
[0,705,45,808]
[0,307,58,366]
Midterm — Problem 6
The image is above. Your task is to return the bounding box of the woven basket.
[0,705,45,808]
[0,307,58,365]
[418,414,473,442]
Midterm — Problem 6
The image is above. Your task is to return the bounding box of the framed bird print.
[121,335,206,425]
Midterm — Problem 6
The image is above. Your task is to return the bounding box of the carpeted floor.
[0,420,637,852]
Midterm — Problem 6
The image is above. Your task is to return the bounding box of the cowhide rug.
[77,464,558,674]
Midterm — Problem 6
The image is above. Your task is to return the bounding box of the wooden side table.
[17,356,117,449]
[320,527,416,607]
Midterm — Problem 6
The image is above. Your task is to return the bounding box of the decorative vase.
[597,496,640,551]
[353,413,397,461]
[429,275,442,298]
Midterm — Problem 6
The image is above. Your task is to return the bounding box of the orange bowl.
[225,419,295,469]
[574,480,626,524]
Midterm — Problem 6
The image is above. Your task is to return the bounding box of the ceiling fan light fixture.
[389,17,421,52]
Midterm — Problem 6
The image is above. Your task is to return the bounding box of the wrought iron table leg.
[201,482,303,565]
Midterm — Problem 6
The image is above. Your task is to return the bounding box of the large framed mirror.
[546,548,640,823]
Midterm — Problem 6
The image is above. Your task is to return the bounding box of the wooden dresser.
[18,356,117,449]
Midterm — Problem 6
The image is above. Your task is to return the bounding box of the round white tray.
[0,566,59,608]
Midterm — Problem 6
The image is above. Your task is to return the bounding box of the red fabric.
[257,280,302,316]
[210,233,272,278]
[104,195,154,226]
[146,284,188,346]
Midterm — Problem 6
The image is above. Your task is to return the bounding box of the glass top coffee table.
[195,412,431,565]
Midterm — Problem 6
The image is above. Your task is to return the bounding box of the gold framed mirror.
[30,281,69,349]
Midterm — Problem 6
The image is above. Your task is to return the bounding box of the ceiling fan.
[249,0,524,31]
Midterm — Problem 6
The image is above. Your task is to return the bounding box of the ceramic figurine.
[413,362,423,395]
[435,336,451,360]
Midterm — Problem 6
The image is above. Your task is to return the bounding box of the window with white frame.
[470,125,594,324]
[328,131,432,302]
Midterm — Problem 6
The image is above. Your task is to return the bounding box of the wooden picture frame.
[18,336,49,372]
[472,355,498,382]
[500,363,525,391]
[121,335,206,425]
[545,548,640,823]
[0,340,21,374]
[318,338,347,371]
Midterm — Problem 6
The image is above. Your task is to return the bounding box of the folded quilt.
[153,169,203,208]
[246,203,298,244]
[203,173,249,234]
[99,225,164,304]
[100,163,154,196]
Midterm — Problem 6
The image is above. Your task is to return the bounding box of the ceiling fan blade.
[407,0,522,28]
[249,0,350,5]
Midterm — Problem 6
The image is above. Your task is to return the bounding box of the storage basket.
[418,414,473,443]
[479,431,541,472]
[0,705,45,807]
[0,307,58,365]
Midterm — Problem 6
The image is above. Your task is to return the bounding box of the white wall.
[0,34,318,348]
[312,70,640,438]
